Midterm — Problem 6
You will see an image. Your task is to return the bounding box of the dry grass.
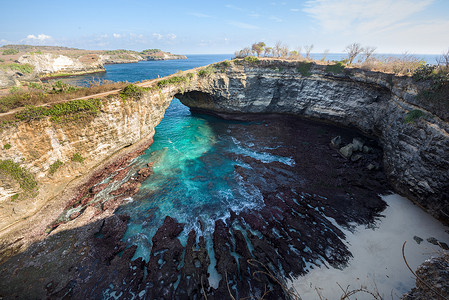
[0,80,127,114]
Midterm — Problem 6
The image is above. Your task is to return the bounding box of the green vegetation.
[404,109,424,123]
[413,64,449,116]
[140,49,161,54]
[71,152,85,163]
[157,75,189,87]
[9,86,20,93]
[0,159,38,197]
[28,82,43,90]
[297,62,313,76]
[221,60,231,67]
[49,160,63,175]
[243,56,259,64]
[1,63,34,74]
[325,61,346,74]
[413,64,449,87]
[15,98,102,122]
[0,81,126,114]
[213,60,232,72]
[2,49,19,55]
[120,84,147,100]
[104,49,135,55]
[3,143,11,150]
[50,81,78,94]
[197,66,217,77]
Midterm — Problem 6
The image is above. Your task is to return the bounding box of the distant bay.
[52,52,441,87]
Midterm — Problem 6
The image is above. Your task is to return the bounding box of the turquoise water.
[115,100,272,260]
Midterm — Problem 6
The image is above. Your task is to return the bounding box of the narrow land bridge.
[0,58,448,251]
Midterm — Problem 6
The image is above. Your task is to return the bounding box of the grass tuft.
[404,109,424,123]
[71,152,85,163]
[0,159,38,197]
[325,61,346,74]
[49,160,63,175]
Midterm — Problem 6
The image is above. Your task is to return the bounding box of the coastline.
[0,132,155,262]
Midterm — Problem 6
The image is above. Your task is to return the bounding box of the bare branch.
[345,43,363,64]
[304,44,314,60]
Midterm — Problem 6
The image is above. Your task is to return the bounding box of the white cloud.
[153,33,163,40]
[113,33,121,38]
[302,0,449,53]
[290,8,300,12]
[229,21,259,30]
[303,0,433,33]
[167,33,177,40]
[269,16,283,22]
[152,33,176,41]
[26,34,51,41]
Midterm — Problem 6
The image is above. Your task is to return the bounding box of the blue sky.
[1,0,448,54]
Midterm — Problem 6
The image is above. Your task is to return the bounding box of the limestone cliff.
[177,59,449,223]
[0,59,447,253]
[0,86,176,248]
[18,53,105,78]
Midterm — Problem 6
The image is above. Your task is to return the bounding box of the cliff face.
[0,59,447,249]
[18,53,105,78]
[178,60,449,223]
[0,87,175,243]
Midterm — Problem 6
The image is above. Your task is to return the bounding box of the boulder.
[330,136,342,148]
[339,144,354,158]
[352,137,364,151]
[351,154,363,162]
[363,145,372,153]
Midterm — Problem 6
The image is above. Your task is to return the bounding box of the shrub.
[157,75,188,87]
[297,62,313,76]
[243,56,259,64]
[120,84,147,100]
[222,60,231,67]
[197,66,217,77]
[2,49,19,55]
[412,64,436,81]
[3,143,11,150]
[0,81,126,114]
[0,159,38,196]
[28,82,43,90]
[404,109,424,123]
[49,160,63,175]
[71,152,85,163]
[9,86,20,93]
[1,63,34,74]
[15,98,102,122]
[326,61,346,74]
[51,81,78,94]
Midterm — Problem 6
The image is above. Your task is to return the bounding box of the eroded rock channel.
[0,101,390,299]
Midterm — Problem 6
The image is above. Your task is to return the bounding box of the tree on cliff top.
[345,43,363,64]
[252,42,266,57]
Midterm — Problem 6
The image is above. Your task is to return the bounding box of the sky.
[0,0,448,55]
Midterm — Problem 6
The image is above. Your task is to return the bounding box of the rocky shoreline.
[0,59,447,298]
[0,45,187,88]
[0,113,393,299]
